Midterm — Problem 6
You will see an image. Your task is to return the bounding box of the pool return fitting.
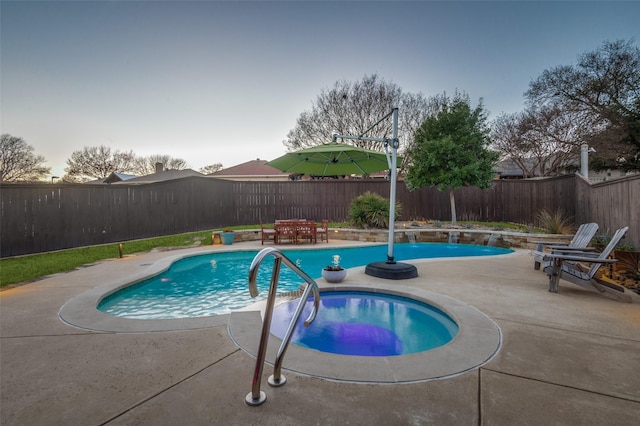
[245,247,321,406]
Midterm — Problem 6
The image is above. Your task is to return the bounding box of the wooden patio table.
[274,220,317,244]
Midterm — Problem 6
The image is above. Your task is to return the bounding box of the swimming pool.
[271,291,459,356]
[98,243,512,319]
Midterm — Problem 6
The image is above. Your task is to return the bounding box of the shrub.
[348,191,402,229]
[536,208,573,234]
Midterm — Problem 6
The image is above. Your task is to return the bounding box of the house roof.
[210,159,289,177]
[103,172,137,184]
[494,158,525,177]
[114,168,204,184]
[495,156,580,179]
[84,172,138,184]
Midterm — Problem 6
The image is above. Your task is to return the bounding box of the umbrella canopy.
[266,142,401,176]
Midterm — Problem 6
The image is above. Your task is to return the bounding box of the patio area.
[1,240,639,425]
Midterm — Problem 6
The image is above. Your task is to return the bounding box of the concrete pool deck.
[1,240,639,425]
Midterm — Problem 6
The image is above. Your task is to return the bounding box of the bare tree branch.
[199,163,223,174]
[283,74,439,166]
[526,39,640,170]
[64,145,136,181]
[492,106,588,177]
[0,134,51,182]
[131,154,190,175]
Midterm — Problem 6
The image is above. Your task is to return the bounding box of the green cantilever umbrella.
[266,142,401,176]
[268,108,416,281]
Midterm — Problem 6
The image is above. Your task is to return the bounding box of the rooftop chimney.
[155,162,164,173]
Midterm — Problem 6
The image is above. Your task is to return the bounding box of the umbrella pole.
[386,108,398,263]
[364,108,417,280]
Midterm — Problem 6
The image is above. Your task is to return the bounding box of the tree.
[526,39,640,170]
[283,74,442,162]
[0,134,51,182]
[64,145,135,181]
[131,154,189,175]
[491,105,588,177]
[405,94,499,225]
[199,163,223,175]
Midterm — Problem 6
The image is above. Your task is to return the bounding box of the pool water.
[270,291,459,356]
[98,243,511,319]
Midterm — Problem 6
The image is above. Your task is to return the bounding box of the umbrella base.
[365,261,418,280]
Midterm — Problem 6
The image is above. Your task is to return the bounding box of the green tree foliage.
[405,94,498,225]
[0,134,51,182]
[526,39,640,171]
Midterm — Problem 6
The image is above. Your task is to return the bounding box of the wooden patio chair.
[316,220,329,243]
[275,221,298,244]
[260,221,277,245]
[297,220,317,244]
[532,222,599,270]
[534,226,632,302]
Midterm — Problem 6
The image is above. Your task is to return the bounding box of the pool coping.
[228,283,502,384]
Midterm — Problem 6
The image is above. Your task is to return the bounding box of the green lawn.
[0,229,217,288]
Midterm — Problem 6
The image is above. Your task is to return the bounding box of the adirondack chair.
[534,226,632,302]
[532,222,599,270]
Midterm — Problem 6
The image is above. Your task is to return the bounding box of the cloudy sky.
[1,1,638,178]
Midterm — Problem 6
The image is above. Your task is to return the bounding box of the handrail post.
[245,247,320,406]
[245,256,282,406]
[269,280,316,386]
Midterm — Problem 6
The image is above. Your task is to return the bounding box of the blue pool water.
[271,291,459,356]
[98,243,511,319]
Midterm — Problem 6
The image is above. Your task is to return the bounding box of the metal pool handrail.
[245,247,321,406]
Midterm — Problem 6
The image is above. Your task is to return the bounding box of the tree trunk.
[450,189,457,226]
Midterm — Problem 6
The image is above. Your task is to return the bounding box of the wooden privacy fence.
[1,174,637,257]
[574,174,640,243]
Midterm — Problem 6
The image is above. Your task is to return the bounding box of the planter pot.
[322,268,346,283]
[220,231,235,245]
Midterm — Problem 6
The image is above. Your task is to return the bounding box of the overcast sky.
[1,1,638,178]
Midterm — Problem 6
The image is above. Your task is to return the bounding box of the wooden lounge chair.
[260,221,277,245]
[532,222,599,270]
[534,226,632,302]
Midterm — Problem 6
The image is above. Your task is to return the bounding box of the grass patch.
[0,223,350,288]
[1,230,214,288]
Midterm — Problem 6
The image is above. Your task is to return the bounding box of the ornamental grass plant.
[536,208,573,235]
[348,191,401,229]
